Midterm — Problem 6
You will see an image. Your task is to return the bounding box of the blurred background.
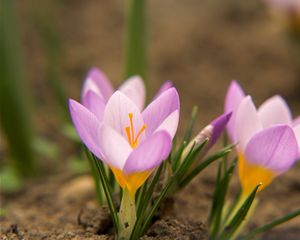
[0,0,299,239]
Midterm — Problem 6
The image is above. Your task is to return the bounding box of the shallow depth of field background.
[0,0,300,239]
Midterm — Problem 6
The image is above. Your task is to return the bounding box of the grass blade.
[124,0,147,82]
[85,150,119,234]
[209,159,236,238]
[178,145,233,189]
[182,106,198,144]
[84,147,105,205]
[130,163,164,240]
[241,208,300,240]
[220,184,261,240]
[0,0,36,177]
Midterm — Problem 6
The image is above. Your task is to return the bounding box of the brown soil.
[1,0,300,239]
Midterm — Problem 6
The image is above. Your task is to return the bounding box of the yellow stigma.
[238,153,276,195]
[125,113,147,148]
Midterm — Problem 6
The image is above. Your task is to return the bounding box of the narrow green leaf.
[130,163,164,240]
[176,140,208,183]
[84,148,105,205]
[209,160,236,238]
[0,0,36,177]
[220,184,261,240]
[171,140,187,171]
[182,106,198,144]
[209,162,223,224]
[178,145,233,189]
[124,0,147,82]
[85,149,119,233]
[241,208,300,240]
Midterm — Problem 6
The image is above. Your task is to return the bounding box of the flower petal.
[153,81,173,99]
[81,67,114,102]
[235,96,263,151]
[119,76,145,111]
[103,91,144,139]
[224,80,246,142]
[258,95,292,128]
[82,91,105,121]
[142,87,180,137]
[209,112,232,147]
[293,125,300,154]
[123,131,172,174]
[154,110,179,139]
[293,116,300,127]
[69,99,103,159]
[98,124,132,169]
[245,125,298,173]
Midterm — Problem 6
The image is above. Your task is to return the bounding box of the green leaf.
[220,184,261,240]
[178,144,234,189]
[124,0,148,82]
[171,140,187,172]
[0,0,37,177]
[241,208,300,240]
[85,149,119,234]
[130,163,165,240]
[209,159,237,238]
[182,106,198,144]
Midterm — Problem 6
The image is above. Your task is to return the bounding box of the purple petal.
[293,116,300,127]
[119,76,145,111]
[154,110,179,139]
[209,112,232,148]
[81,67,114,103]
[245,125,298,173]
[98,124,132,170]
[224,80,246,142]
[153,81,173,99]
[293,125,300,155]
[82,91,105,121]
[258,95,292,128]
[142,87,180,137]
[123,131,172,174]
[235,96,263,151]
[103,91,145,139]
[69,99,103,159]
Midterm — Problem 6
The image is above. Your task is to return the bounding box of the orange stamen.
[125,126,132,144]
[132,124,147,147]
[128,113,134,141]
[124,113,147,148]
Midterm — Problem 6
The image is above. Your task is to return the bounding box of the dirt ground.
[1,0,300,239]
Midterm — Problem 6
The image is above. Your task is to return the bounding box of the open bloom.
[225,81,299,194]
[70,73,179,195]
[81,67,172,120]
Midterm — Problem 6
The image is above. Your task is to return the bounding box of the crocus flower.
[225,81,299,194]
[70,79,179,195]
[81,67,172,121]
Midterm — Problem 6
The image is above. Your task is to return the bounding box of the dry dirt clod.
[77,205,112,234]
[142,217,208,240]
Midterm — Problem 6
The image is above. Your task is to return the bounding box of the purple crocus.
[81,68,172,120]
[69,71,179,195]
[225,81,299,194]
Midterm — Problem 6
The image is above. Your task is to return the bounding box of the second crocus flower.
[225,81,299,194]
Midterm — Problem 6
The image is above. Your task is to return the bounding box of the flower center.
[125,113,147,148]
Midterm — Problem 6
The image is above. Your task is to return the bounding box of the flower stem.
[118,188,136,240]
